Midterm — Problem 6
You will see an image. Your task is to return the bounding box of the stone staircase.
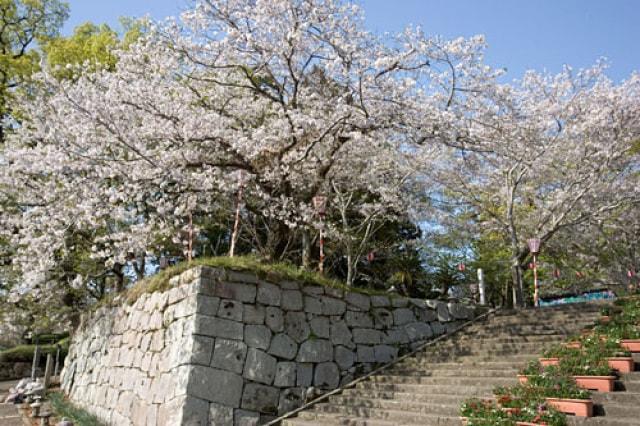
[0,380,22,426]
[282,302,640,426]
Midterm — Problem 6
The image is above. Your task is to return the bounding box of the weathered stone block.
[344,311,374,328]
[196,295,220,316]
[303,296,323,314]
[187,366,243,407]
[334,346,355,370]
[274,362,296,387]
[373,345,398,363]
[391,296,409,307]
[209,401,234,425]
[296,363,313,387]
[309,317,330,338]
[383,328,410,344]
[241,383,279,414]
[430,321,446,335]
[345,292,370,311]
[371,295,391,307]
[195,317,243,340]
[415,307,438,322]
[284,311,310,343]
[372,308,394,328]
[426,299,452,322]
[301,285,324,296]
[218,299,244,321]
[244,348,277,385]
[268,334,298,360]
[314,362,339,389]
[228,271,260,284]
[257,281,282,306]
[214,281,257,303]
[352,328,383,345]
[234,409,260,426]
[448,302,473,320]
[265,307,284,332]
[296,339,333,363]
[245,325,272,350]
[211,339,248,374]
[393,308,416,326]
[320,296,346,315]
[244,305,265,325]
[190,335,214,366]
[356,345,375,362]
[281,290,303,311]
[330,320,354,348]
[404,322,433,340]
[278,388,303,415]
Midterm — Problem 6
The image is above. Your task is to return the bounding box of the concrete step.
[339,389,490,404]
[364,375,518,387]
[303,404,462,425]
[387,367,519,377]
[354,382,496,395]
[325,396,460,416]
[280,302,624,426]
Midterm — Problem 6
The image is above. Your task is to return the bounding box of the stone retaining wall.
[61,266,476,425]
[0,362,33,381]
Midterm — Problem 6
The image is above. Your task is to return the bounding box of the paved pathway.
[0,381,22,426]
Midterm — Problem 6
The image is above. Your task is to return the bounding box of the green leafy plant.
[460,398,515,425]
[541,344,581,359]
[49,392,104,426]
[493,386,567,425]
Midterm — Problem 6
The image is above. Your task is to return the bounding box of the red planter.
[573,375,616,392]
[517,374,529,384]
[599,315,611,324]
[565,341,581,349]
[545,397,593,417]
[539,357,560,366]
[621,339,640,352]
[607,357,635,373]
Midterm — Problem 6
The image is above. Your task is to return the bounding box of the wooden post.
[54,344,61,377]
[31,341,40,380]
[43,354,54,390]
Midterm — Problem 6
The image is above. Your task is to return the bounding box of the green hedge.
[0,338,69,363]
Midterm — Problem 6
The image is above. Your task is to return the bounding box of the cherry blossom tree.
[423,64,640,306]
[1,0,493,297]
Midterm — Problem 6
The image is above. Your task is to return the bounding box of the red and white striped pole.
[527,238,541,308]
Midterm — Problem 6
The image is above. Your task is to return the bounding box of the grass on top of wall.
[123,255,388,305]
[49,392,105,426]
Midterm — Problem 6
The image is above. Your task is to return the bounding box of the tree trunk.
[510,256,524,307]
[301,229,311,269]
[346,252,354,287]
[112,263,125,292]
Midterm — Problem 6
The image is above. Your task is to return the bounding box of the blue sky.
[63,0,639,82]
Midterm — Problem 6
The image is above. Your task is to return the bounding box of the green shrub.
[0,339,69,363]
[49,392,104,426]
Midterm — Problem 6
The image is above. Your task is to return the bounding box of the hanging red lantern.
[367,251,375,262]
[458,263,466,272]
[628,270,636,278]
[528,262,535,270]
